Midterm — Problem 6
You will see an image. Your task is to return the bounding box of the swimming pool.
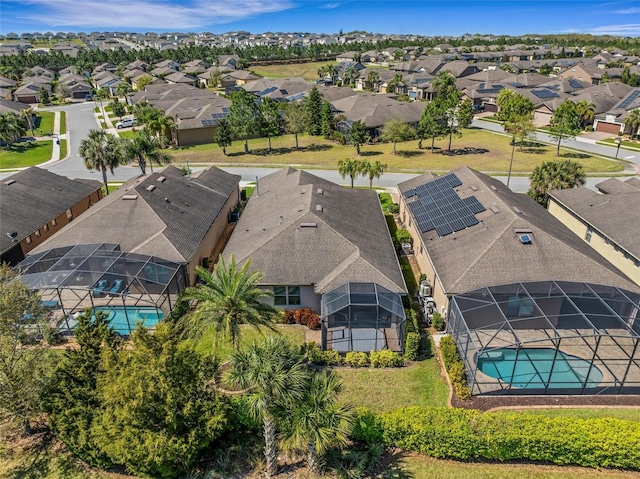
[476,348,603,389]
[92,306,165,335]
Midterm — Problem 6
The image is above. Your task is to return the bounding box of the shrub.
[282,309,296,324]
[378,407,640,470]
[454,383,471,400]
[432,312,445,331]
[439,335,458,370]
[351,407,384,444]
[293,308,321,330]
[345,351,369,368]
[387,203,399,214]
[448,361,466,385]
[404,332,420,361]
[438,336,471,400]
[395,229,412,245]
[323,349,343,366]
[370,349,405,368]
[333,131,346,145]
[307,342,343,366]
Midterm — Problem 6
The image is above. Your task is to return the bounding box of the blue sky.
[1,0,639,37]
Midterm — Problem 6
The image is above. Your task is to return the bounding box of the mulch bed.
[452,392,640,411]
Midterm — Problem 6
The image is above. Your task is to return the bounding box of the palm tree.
[576,100,596,129]
[528,159,585,207]
[0,112,24,145]
[19,108,35,136]
[342,66,359,87]
[282,371,354,475]
[123,128,172,174]
[326,64,338,85]
[626,109,640,140]
[180,255,278,351]
[79,129,124,195]
[337,158,363,188]
[227,336,309,477]
[361,160,388,189]
[366,70,380,92]
[148,114,176,144]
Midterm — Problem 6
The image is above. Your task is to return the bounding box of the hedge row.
[439,335,471,400]
[353,407,640,470]
[307,343,405,368]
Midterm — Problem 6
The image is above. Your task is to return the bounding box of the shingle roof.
[31,166,240,263]
[399,167,639,295]
[0,168,101,254]
[223,168,406,294]
[549,178,640,260]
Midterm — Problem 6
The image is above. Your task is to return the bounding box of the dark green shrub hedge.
[432,312,445,331]
[379,407,640,470]
[307,342,342,366]
[370,350,405,368]
[404,332,420,361]
[438,335,471,399]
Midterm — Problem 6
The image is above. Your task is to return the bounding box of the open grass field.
[59,111,67,134]
[250,60,336,81]
[34,111,55,135]
[0,140,53,169]
[173,129,625,174]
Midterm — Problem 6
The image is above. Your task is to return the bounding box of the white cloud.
[10,0,294,30]
[590,23,640,35]
[322,3,340,8]
[613,7,640,14]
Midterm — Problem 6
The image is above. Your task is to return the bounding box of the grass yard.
[34,111,55,135]
[599,138,640,150]
[59,139,67,159]
[250,60,336,81]
[117,130,137,140]
[337,348,449,412]
[59,111,67,134]
[173,129,625,174]
[398,454,639,479]
[0,140,53,169]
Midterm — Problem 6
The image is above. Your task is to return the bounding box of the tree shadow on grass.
[561,152,590,159]
[439,147,489,156]
[396,150,422,158]
[359,150,383,157]
[520,147,547,155]
[304,143,332,152]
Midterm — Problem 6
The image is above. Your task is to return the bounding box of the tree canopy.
[528,159,585,206]
[548,99,581,156]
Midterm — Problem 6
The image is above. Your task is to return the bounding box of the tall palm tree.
[79,129,124,195]
[282,370,354,475]
[123,128,172,174]
[0,112,24,144]
[148,113,176,144]
[227,336,309,478]
[19,108,35,137]
[366,70,381,92]
[327,64,338,85]
[337,158,363,188]
[361,160,388,189]
[626,109,640,140]
[180,255,278,351]
[575,100,596,129]
[528,159,585,207]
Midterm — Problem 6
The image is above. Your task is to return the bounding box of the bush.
[307,342,342,366]
[439,335,458,370]
[370,349,405,368]
[378,407,640,470]
[438,336,471,400]
[387,203,399,214]
[333,131,346,145]
[282,309,296,324]
[432,312,445,331]
[345,351,369,368]
[351,407,384,444]
[404,332,420,361]
[395,229,412,245]
[293,308,321,330]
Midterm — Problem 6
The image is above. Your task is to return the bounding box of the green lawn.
[250,60,336,81]
[0,140,53,169]
[60,111,67,134]
[59,139,67,159]
[34,111,55,135]
[117,130,137,140]
[599,138,640,150]
[174,129,625,174]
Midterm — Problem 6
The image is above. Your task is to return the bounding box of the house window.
[34,229,40,238]
[66,209,73,221]
[25,235,32,244]
[274,286,301,306]
[585,228,593,243]
[44,224,49,232]
[52,218,57,226]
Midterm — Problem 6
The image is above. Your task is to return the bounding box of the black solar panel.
[532,89,559,99]
[619,90,640,109]
[404,173,485,237]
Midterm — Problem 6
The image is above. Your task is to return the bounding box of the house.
[222,168,407,353]
[154,59,180,71]
[336,51,360,62]
[31,166,240,285]
[14,77,52,104]
[243,77,310,101]
[164,71,198,87]
[558,63,606,85]
[29,66,55,79]
[182,59,209,74]
[397,167,638,314]
[593,87,640,135]
[94,74,122,96]
[217,54,240,69]
[59,73,92,99]
[0,168,103,265]
[218,70,261,89]
[548,178,640,286]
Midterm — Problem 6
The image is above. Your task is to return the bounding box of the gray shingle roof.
[549,178,640,260]
[223,168,406,294]
[399,167,639,295]
[1,168,101,254]
[31,166,240,263]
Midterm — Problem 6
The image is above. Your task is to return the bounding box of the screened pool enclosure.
[321,282,406,353]
[448,281,640,395]
[17,244,186,336]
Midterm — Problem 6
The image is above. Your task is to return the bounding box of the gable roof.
[223,168,406,294]
[0,168,101,254]
[32,166,240,263]
[399,167,639,295]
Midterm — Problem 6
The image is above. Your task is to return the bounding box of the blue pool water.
[476,348,602,389]
[93,306,164,335]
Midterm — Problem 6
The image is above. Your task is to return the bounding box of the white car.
[116,118,135,129]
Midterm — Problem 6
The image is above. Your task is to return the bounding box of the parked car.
[472,104,485,113]
[85,93,94,101]
[116,118,135,129]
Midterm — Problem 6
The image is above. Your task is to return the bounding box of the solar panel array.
[200,108,230,127]
[567,78,584,89]
[405,173,486,237]
[619,90,640,110]
[532,89,559,99]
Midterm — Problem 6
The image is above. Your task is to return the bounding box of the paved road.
[472,118,640,171]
